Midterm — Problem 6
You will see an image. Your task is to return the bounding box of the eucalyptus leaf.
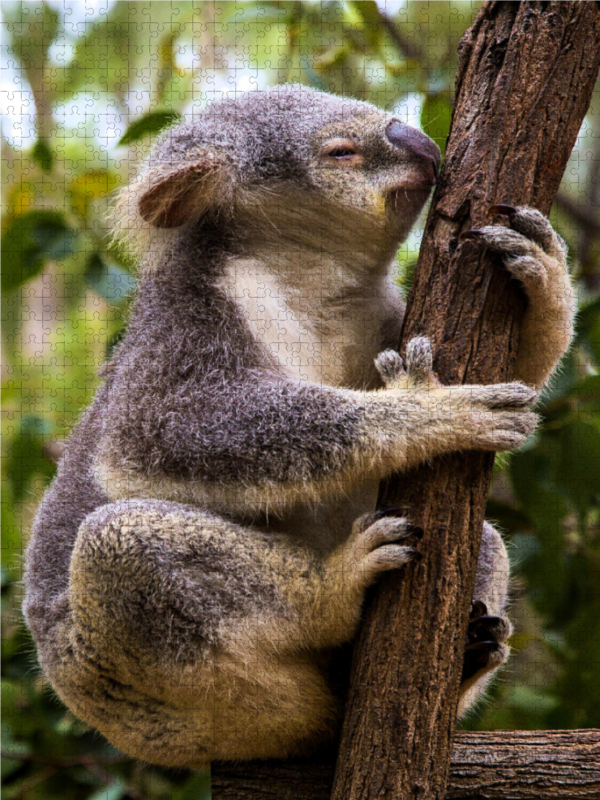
[117,111,182,146]
[171,770,212,800]
[556,419,600,519]
[31,139,54,172]
[1,210,78,292]
[420,93,452,155]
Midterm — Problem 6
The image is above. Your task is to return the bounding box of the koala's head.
[116,85,440,262]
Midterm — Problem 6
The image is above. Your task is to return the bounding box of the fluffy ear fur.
[138,155,228,228]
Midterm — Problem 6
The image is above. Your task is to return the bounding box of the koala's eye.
[320,139,362,165]
[327,147,357,159]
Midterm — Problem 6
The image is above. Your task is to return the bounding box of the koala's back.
[24,390,109,645]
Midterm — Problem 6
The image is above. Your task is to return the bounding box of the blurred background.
[1,1,599,798]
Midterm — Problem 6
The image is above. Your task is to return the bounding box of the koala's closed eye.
[321,138,363,165]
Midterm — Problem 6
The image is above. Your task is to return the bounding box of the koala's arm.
[99,339,536,514]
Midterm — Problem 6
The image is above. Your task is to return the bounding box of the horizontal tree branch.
[212,729,600,800]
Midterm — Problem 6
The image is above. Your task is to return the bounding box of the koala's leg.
[48,499,420,766]
[458,522,512,716]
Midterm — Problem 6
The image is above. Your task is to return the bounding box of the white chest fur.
[220,253,402,390]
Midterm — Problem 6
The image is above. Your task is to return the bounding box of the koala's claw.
[366,506,424,539]
[375,336,439,390]
[347,513,424,585]
[462,600,511,683]
[460,228,487,241]
[462,641,504,682]
[489,204,567,257]
[406,336,436,385]
[470,599,488,619]
[461,206,567,296]
[489,204,517,217]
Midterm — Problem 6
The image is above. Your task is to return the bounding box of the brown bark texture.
[330,3,600,800]
[211,729,600,800]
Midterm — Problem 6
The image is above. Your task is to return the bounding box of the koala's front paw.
[377,338,538,453]
[461,205,576,387]
[462,600,511,683]
[461,205,567,293]
[461,206,574,389]
[375,336,441,391]
[343,507,424,587]
[453,381,538,452]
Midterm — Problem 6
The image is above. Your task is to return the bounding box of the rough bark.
[331,3,600,800]
[212,729,600,800]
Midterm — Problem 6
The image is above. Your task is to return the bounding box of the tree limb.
[212,729,600,800]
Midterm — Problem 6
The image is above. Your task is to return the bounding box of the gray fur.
[23,85,573,765]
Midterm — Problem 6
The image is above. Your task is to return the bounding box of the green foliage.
[118,111,183,146]
[420,94,452,155]
[1,1,599,797]
[1,211,78,292]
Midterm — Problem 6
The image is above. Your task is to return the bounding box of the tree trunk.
[212,729,600,800]
[330,3,600,799]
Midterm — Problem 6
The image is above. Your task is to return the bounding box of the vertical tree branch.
[331,3,600,800]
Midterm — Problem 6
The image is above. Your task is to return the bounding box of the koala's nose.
[385,120,441,182]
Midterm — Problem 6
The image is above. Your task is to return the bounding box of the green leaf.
[420,93,452,155]
[31,139,54,172]
[506,684,559,714]
[569,374,600,401]
[556,419,600,519]
[5,414,55,502]
[118,111,182,146]
[172,770,212,800]
[1,210,78,292]
[85,255,136,302]
[575,296,600,364]
[0,736,30,780]
[3,2,59,71]
[348,1,384,49]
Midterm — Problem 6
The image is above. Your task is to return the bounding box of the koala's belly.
[257,478,381,550]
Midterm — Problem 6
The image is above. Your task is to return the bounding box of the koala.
[23,85,573,767]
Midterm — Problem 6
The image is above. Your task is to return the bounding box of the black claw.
[470,600,488,620]
[462,641,501,682]
[411,551,423,562]
[459,228,486,241]
[409,526,425,540]
[489,203,518,216]
[373,506,405,520]
[465,640,501,653]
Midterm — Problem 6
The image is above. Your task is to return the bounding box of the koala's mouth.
[385,161,438,206]
[386,180,435,211]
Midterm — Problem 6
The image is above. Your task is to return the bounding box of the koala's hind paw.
[462,600,510,683]
[375,336,440,390]
[346,509,424,586]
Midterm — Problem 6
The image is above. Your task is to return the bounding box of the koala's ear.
[138,157,227,229]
